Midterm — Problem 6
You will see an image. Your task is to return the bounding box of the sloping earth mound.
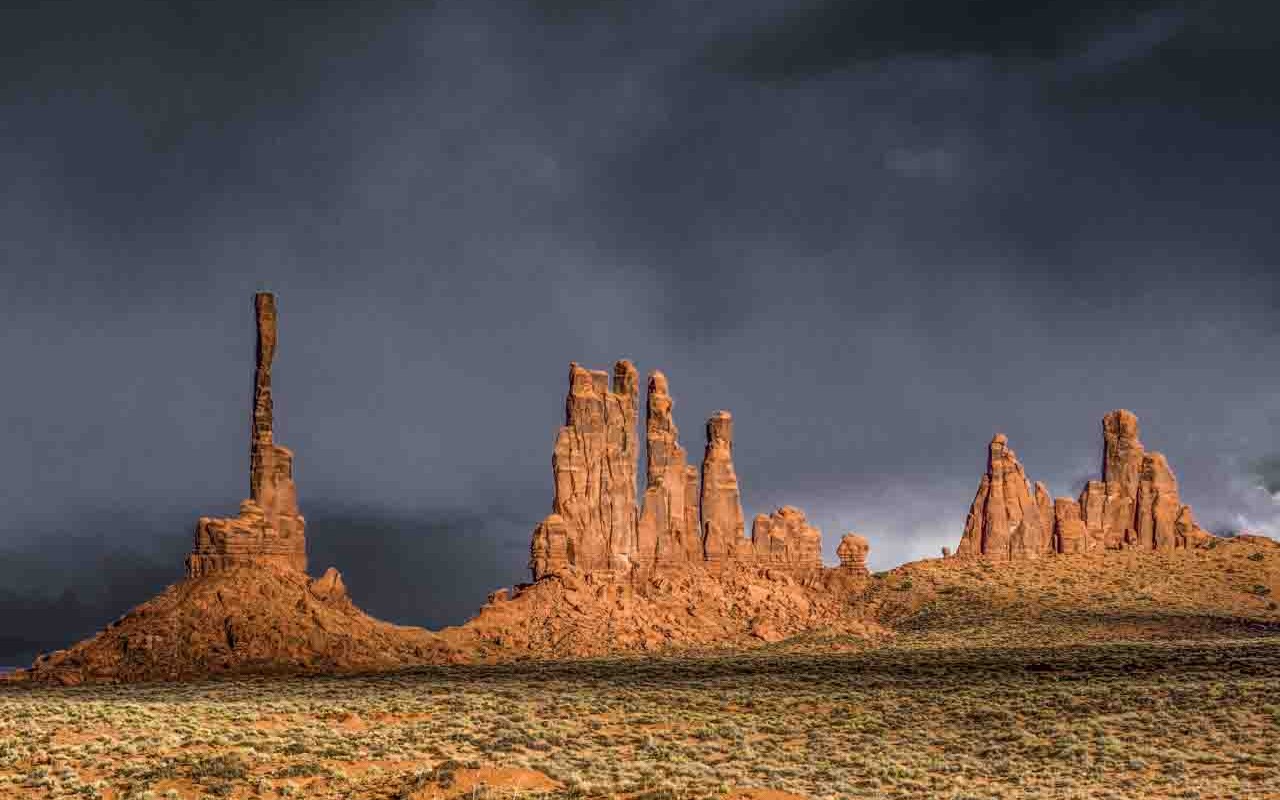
[437,565,885,660]
[8,566,459,685]
[862,535,1280,648]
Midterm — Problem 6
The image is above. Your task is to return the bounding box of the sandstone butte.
[7,296,1274,685]
[955,410,1216,560]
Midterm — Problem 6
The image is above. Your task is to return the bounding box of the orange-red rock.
[1053,498,1087,554]
[637,371,700,568]
[749,506,823,569]
[187,292,307,577]
[700,411,745,563]
[530,361,639,579]
[959,410,1216,559]
[1082,410,1212,552]
[956,434,1047,561]
[837,533,870,573]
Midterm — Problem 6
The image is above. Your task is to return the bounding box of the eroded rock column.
[637,371,698,568]
[531,360,639,579]
[956,434,1047,561]
[700,411,744,563]
[188,292,307,577]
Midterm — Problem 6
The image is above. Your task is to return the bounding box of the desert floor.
[4,628,1280,800]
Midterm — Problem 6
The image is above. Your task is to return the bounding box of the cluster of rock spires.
[956,410,1215,560]
[529,361,850,581]
[20,291,1270,686]
[187,293,308,578]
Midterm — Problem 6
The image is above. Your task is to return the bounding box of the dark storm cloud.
[2,0,1278,664]
[705,0,1177,78]
[704,0,1279,121]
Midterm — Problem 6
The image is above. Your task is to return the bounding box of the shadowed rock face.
[957,410,1215,559]
[187,293,307,577]
[530,364,845,580]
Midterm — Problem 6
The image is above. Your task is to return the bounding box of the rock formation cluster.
[187,293,308,577]
[530,362,836,580]
[956,410,1214,560]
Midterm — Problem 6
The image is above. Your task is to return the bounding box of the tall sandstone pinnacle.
[956,434,1048,561]
[1085,410,1211,551]
[636,371,700,567]
[530,364,839,580]
[530,361,639,580]
[700,411,746,563]
[957,410,1214,559]
[187,292,307,577]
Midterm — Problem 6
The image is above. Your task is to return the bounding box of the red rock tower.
[187,292,307,577]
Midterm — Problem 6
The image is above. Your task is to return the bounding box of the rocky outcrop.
[1034,482,1054,553]
[956,434,1048,561]
[187,293,307,577]
[750,506,823,569]
[1079,410,1212,552]
[1053,498,1087,554]
[636,372,700,568]
[15,293,474,685]
[958,410,1215,559]
[837,533,870,573]
[530,362,639,580]
[701,411,745,563]
[530,364,854,580]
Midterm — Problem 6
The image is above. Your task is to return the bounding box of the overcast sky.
[2,0,1278,665]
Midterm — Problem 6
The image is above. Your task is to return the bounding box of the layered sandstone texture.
[956,410,1214,560]
[750,506,823,569]
[530,364,844,580]
[187,293,307,577]
[837,533,870,573]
